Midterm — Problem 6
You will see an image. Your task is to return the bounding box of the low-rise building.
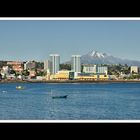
[29,70,36,78]
[130,66,139,74]
[77,73,98,80]
[76,72,109,80]
[50,70,70,80]
[97,66,108,75]
[83,64,97,73]
[36,76,43,80]
[7,61,23,72]
[2,66,9,72]
[99,74,109,80]
[7,74,16,80]
[77,75,98,80]
[24,61,37,70]
[109,75,118,80]
[1,66,10,76]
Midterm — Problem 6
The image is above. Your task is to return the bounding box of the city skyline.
[0,18,140,63]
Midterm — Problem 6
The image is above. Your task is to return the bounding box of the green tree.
[9,69,16,75]
[36,62,44,69]
[81,64,84,72]
[22,70,29,76]
[36,71,44,76]
[4,74,7,79]
[60,64,71,70]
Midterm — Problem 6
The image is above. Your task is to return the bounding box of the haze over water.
[0,83,140,120]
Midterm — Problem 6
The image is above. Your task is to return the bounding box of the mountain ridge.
[65,50,140,66]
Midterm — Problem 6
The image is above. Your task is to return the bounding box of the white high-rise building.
[49,54,60,74]
[71,55,81,73]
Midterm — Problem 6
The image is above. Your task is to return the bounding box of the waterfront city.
[0,53,140,83]
[1,19,140,120]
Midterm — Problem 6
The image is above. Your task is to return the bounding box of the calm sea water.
[0,82,140,120]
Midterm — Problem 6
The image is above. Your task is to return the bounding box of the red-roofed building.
[29,70,36,78]
[7,61,23,72]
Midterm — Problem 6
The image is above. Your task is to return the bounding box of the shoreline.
[1,79,140,83]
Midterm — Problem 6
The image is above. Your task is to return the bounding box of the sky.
[0,19,140,63]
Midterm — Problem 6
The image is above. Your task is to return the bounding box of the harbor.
[0,82,140,119]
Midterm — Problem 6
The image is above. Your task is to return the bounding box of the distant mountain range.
[66,50,140,66]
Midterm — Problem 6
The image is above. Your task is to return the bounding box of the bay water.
[0,82,140,120]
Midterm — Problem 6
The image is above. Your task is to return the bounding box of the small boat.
[2,91,7,93]
[16,86,25,90]
[52,95,68,99]
[50,90,68,99]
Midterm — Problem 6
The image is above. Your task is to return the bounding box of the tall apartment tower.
[71,55,81,72]
[49,54,60,74]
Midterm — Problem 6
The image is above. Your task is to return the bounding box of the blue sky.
[0,19,140,63]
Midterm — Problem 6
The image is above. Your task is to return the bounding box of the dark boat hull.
[52,95,68,99]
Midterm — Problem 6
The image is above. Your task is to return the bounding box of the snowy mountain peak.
[80,50,140,66]
[88,50,105,58]
[65,50,140,66]
[88,50,96,56]
[96,52,105,58]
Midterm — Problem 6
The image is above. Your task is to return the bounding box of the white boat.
[16,86,25,90]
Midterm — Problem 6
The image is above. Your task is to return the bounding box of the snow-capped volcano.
[64,50,140,66]
[87,50,109,58]
[80,50,140,66]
